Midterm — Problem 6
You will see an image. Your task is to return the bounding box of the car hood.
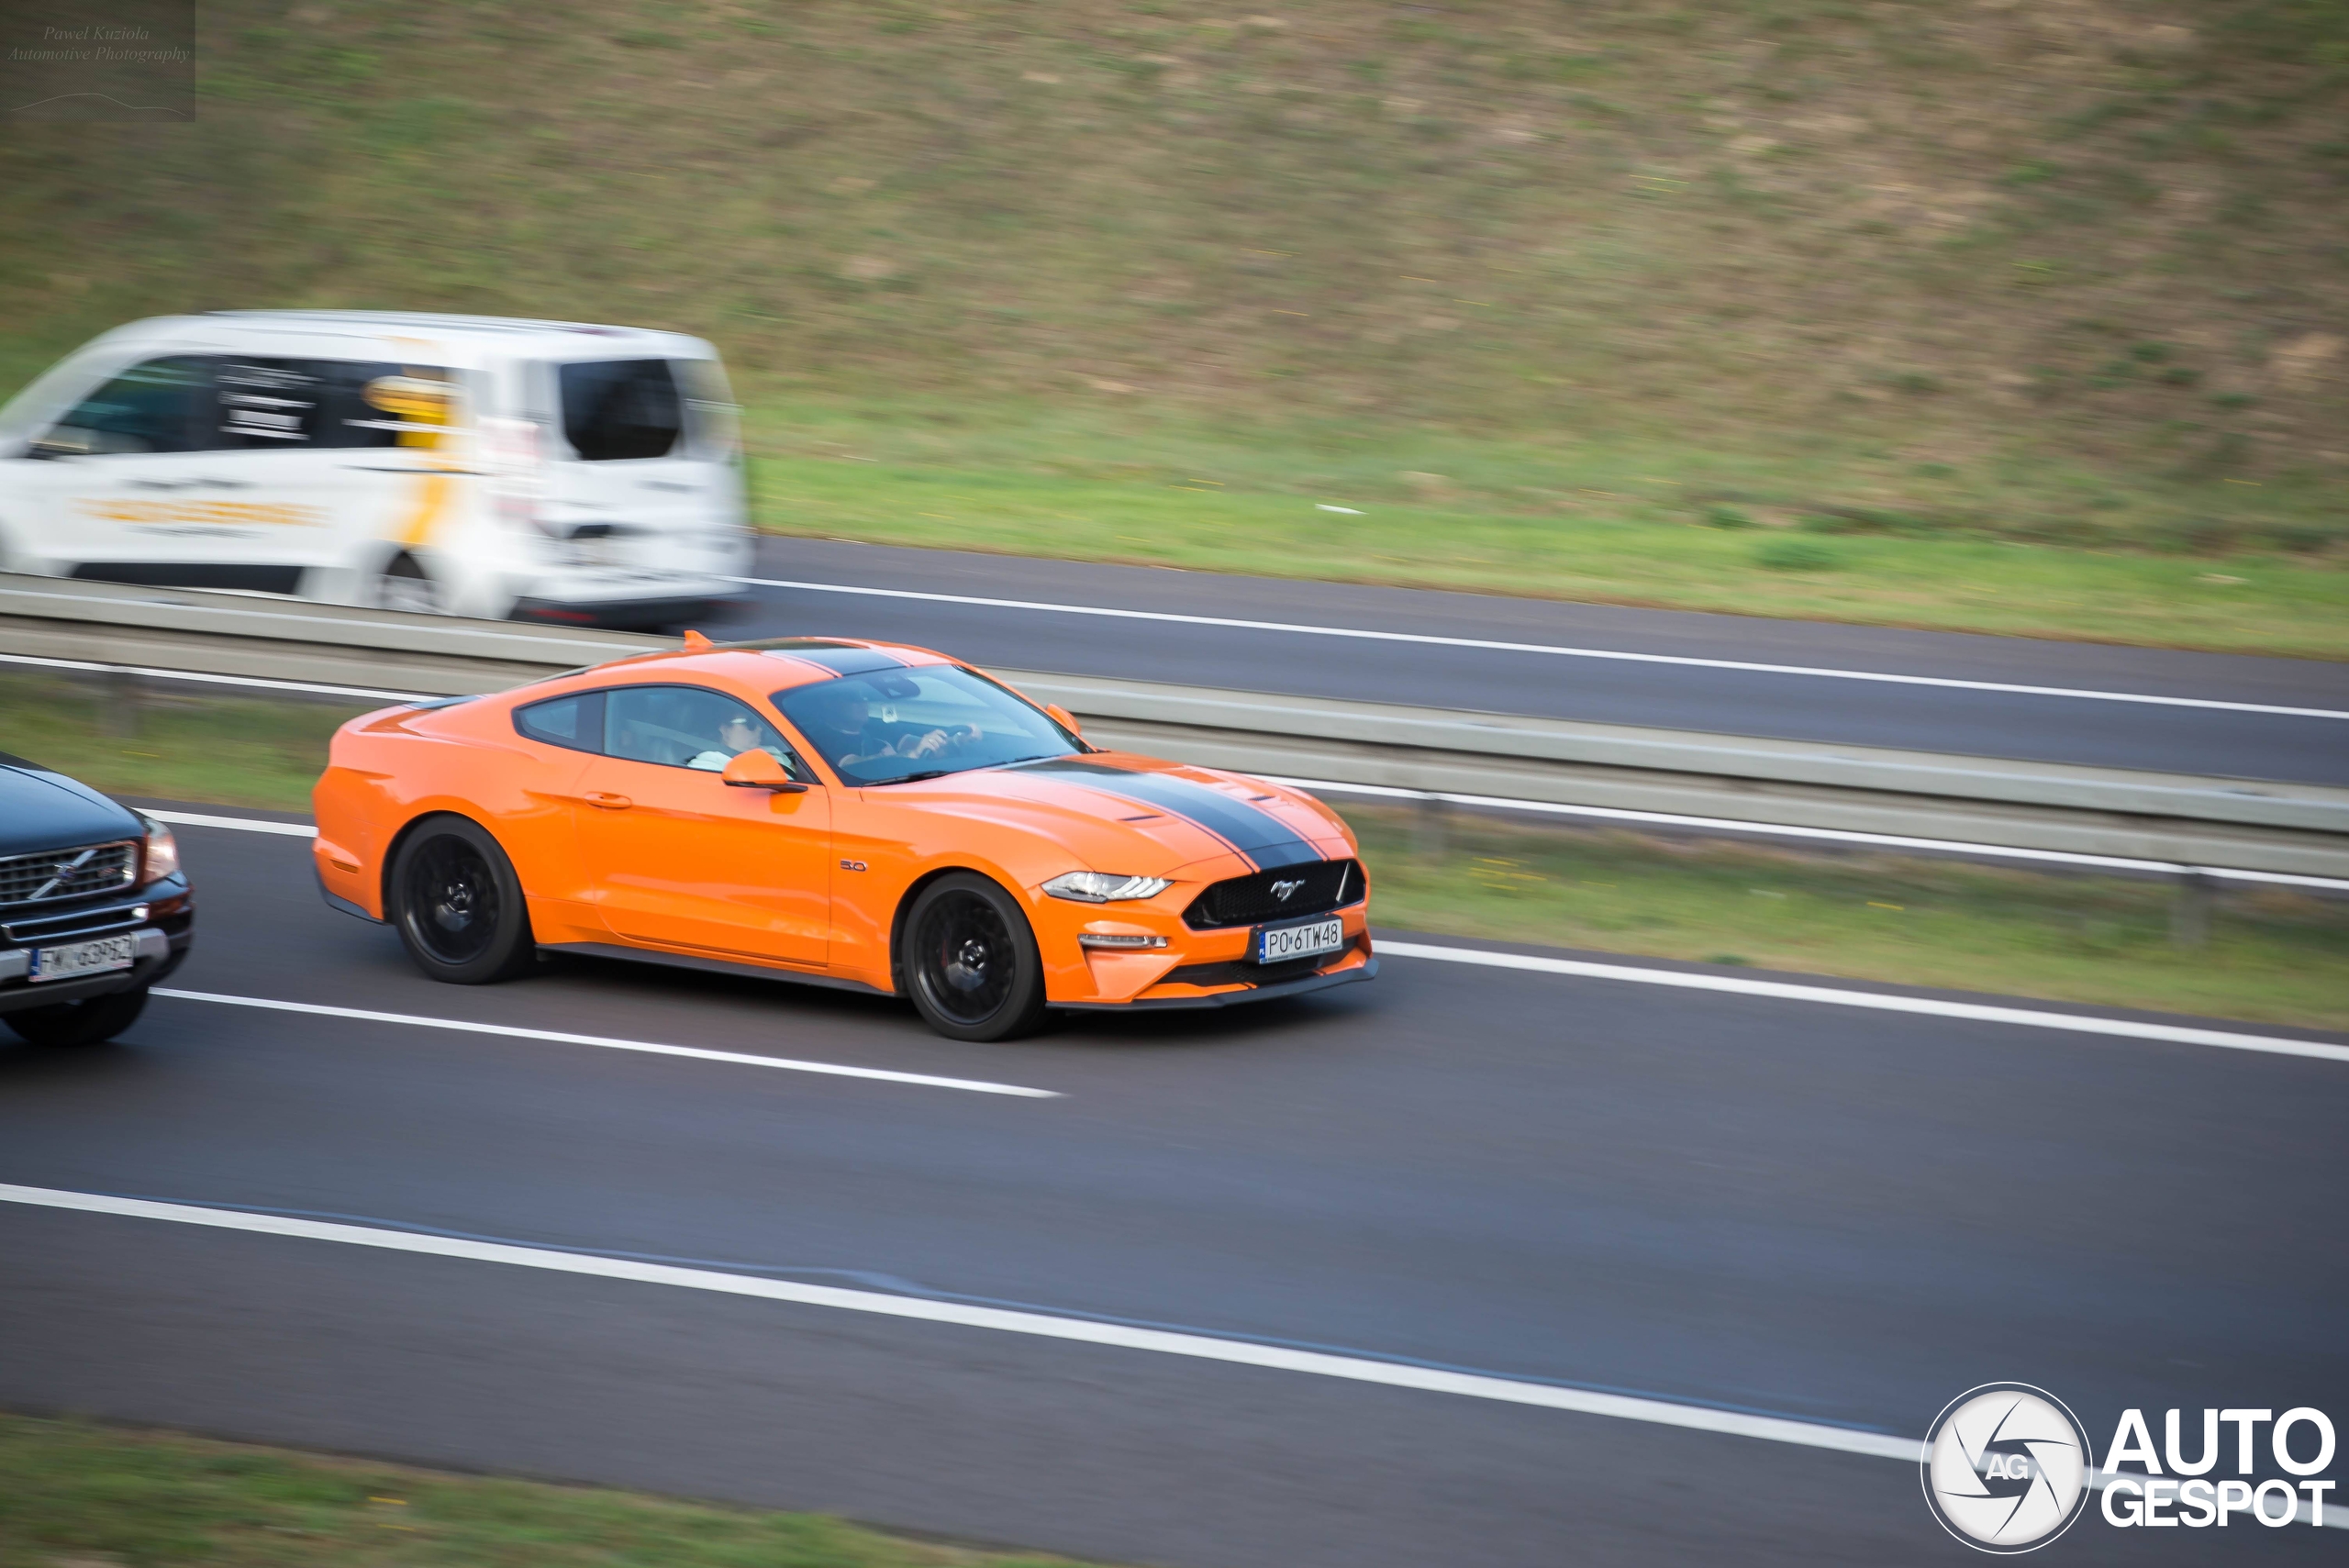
[0,756,145,858]
[863,752,1353,881]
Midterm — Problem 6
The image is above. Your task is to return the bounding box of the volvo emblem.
[1271,879,1305,901]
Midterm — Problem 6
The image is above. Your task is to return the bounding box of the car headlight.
[139,816,180,884]
[1042,871,1172,903]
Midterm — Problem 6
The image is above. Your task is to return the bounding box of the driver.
[795,681,967,770]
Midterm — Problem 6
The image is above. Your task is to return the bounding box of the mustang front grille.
[0,840,138,907]
[1182,858,1360,930]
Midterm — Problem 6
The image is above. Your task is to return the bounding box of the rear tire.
[388,816,537,984]
[900,873,1048,1042]
[4,985,148,1047]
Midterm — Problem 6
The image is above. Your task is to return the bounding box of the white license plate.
[29,934,137,983]
[1254,917,1344,965]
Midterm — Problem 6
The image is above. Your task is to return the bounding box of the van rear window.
[558,360,682,462]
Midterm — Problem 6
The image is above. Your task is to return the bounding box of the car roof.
[568,639,960,693]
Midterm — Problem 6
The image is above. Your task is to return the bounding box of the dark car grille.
[1183,858,1361,931]
[1162,937,1363,990]
[0,840,138,907]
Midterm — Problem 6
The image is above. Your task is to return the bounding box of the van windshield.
[558,360,682,461]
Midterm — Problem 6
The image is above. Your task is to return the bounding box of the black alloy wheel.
[389,816,536,984]
[2,985,149,1047]
[901,873,1047,1041]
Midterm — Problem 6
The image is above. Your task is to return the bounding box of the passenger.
[685,711,777,772]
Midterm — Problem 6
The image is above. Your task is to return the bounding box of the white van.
[0,311,752,629]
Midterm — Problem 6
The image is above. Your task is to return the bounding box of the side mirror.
[1045,703,1083,737]
[721,750,808,792]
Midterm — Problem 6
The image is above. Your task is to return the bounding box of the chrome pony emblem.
[1271,878,1306,901]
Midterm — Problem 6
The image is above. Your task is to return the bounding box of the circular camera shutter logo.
[1921,1384,2092,1553]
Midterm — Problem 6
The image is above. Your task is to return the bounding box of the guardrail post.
[97,667,142,739]
[2170,871,2213,949]
[1413,792,1449,862]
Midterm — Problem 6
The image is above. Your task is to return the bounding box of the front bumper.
[1052,954,1378,1012]
[509,588,744,631]
[0,884,193,1016]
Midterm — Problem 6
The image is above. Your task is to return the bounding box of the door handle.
[584,792,632,810]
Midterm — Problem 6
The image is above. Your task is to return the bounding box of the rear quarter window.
[513,691,605,752]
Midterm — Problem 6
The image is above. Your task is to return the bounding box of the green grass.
[2,0,2346,655]
[1350,805,2349,1032]
[6,673,2341,1029]
[745,402,2349,657]
[0,671,370,814]
[0,1412,1108,1568]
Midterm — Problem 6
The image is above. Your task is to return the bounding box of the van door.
[543,358,730,575]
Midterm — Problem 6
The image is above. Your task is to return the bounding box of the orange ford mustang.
[312,637,1375,1040]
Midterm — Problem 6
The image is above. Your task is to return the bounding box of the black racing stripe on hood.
[1010,759,1324,871]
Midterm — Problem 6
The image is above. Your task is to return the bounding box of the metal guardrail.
[4,573,2346,882]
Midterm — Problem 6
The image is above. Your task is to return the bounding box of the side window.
[558,360,683,461]
[214,359,452,451]
[514,691,606,753]
[36,356,211,456]
[605,685,809,776]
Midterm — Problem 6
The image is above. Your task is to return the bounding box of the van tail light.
[481,416,553,534]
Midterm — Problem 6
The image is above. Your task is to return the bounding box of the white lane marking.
[146,810,318,838]
[150,989,1059,1098]
[1265,776,2349,893]
[0,651,432,703]
[0,1181,1911,1462]
[1376,942,2349,1065]
[735,577,2349,721]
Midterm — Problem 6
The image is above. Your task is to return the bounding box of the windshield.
[775,666,1078,785]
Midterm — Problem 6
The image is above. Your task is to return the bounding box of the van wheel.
[373,555,442,615]
[900,873,1049,1042]
[388,817,537,984]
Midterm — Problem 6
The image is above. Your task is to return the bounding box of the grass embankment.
[0,1412,1103,1568]
[4,1,2347,654]
[747,406,2349,658]
[5,672,2341,1029]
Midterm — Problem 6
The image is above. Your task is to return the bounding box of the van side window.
[558,360,683,462]
[215,360,455,450]
[514,690,607,753]
[36,357,212,456]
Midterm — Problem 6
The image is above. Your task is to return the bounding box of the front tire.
[4,985,148,1047]
[900,873,1048,1042]
[389,816,537,984]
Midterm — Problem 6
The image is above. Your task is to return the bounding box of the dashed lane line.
[150,989,1060,1098]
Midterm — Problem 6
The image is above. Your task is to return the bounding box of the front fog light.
[1043,871,1172,903]
[1077,932,1169,950]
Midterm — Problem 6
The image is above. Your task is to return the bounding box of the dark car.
[0,753,193,1046]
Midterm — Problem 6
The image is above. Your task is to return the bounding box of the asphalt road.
[730,538,2349,785]
[4,817,2344,1565]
